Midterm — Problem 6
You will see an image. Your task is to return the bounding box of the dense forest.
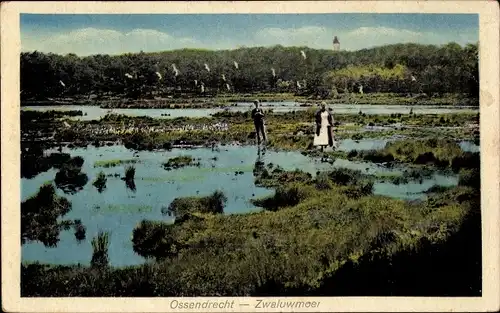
[20,42,479,100]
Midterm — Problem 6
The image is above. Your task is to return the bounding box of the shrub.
[260,169,271,179]
[67,156,85,168]
[277,169,312,185]
[204,190,228,215]
[125,165,136,181]
[473,136,480,146]
[132,220,179,259]
[123,132,153,150]
[359,150,394,163]
[458,169,480,190]
[48,153,72,169]
[352,133,364,141]
[347,150,358,159]
[163,142,173,150]
[342,181,374,199]
[451,152,480,172]
[73,219,86,242]
[52,156,87,191]
[22,153,79,180]
[403,168,434,181]
[252,183,314,210]
[255,167,312,187]
[327,168,364,186]
[162,197,202,217]
[385,138,462,167]
[414,152,437,165]
[315,172,333,190]
[163,190,228,218]
[21,183,72,247]
[54,164,89,194]
[92,171,107,192]
[425,185,454,194]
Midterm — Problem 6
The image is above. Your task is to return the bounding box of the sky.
[21,14,479,56]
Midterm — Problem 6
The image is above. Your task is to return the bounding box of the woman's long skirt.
[314,125,334,147]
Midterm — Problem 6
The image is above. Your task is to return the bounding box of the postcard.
[1,1,499,312]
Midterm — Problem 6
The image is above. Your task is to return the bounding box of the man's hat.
[254,99,260,104]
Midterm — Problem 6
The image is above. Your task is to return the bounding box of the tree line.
[20,42,478,100]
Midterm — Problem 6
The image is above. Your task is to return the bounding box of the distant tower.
[333,36,340,51]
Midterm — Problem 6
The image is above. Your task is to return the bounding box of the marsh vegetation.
[20,41,480,297]
[92,171,107,193]
[163,155,201,170]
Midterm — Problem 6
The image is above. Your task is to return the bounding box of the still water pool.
[22,144,465,267]
[21,103,478,121]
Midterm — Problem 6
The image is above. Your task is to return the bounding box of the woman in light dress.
[313,102,335,151]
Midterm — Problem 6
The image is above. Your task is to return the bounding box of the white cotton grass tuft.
[172,64,179,77]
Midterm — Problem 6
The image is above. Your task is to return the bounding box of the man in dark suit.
[251,99,266,144]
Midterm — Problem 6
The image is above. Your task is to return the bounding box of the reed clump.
[91,231,110,269]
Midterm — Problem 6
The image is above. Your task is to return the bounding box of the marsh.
[18,15,481,297]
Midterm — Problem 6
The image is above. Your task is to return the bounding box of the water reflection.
[253,146,266,177]
[125,179,137,192]
[54,168,89,194]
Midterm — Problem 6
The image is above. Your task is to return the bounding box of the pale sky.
[21,14,479,56]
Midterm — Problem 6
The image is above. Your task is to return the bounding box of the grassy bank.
[29,110,476,150]
[339,138,480,170]
[326,92,478,106]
